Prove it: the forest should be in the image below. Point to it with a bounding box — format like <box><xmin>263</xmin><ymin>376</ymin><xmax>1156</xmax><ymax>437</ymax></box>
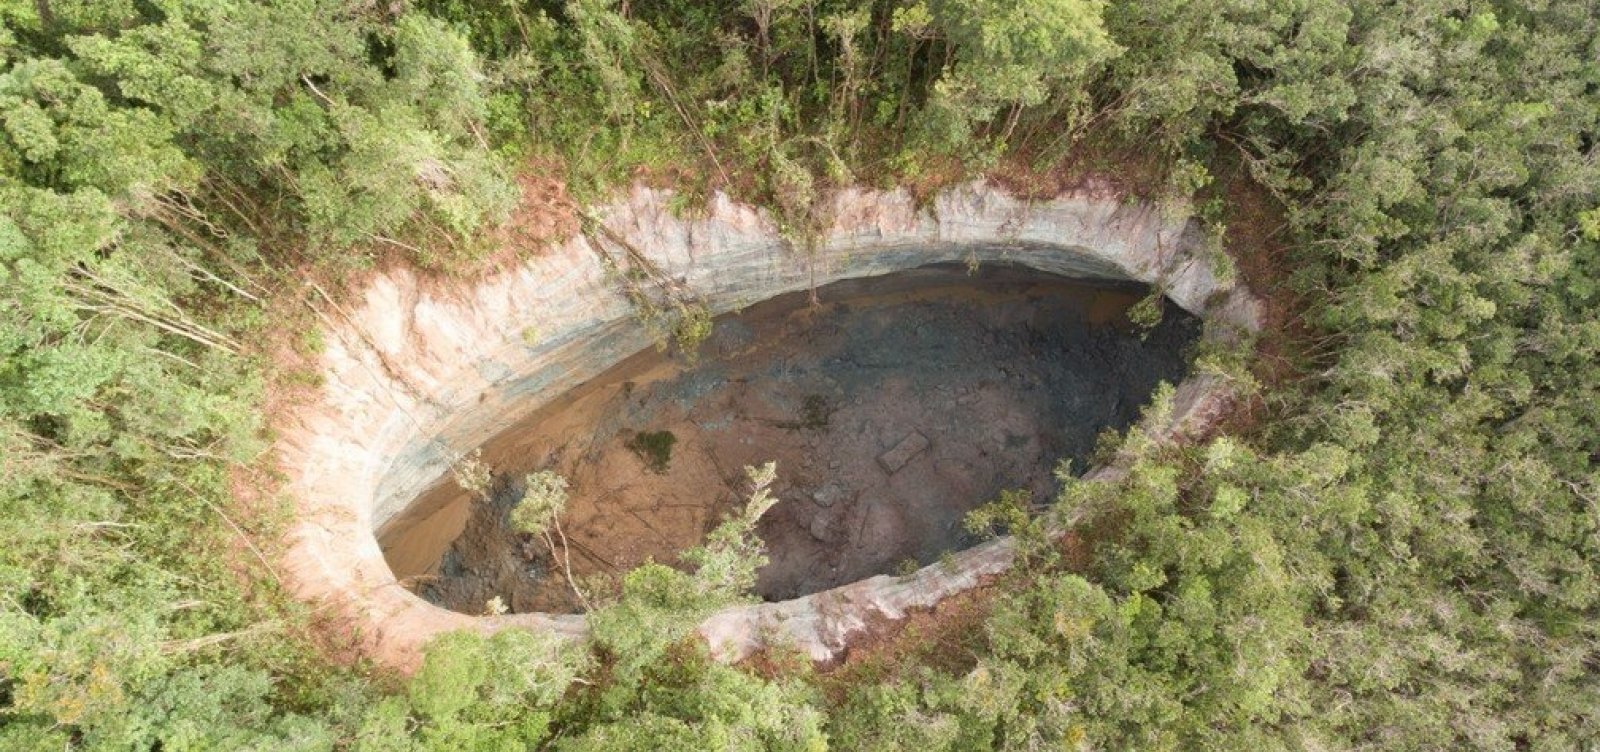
<box><xmin>1</xmin><ymin>0</ymin><xmax>1597</xmax><ymax>749</ymax></box>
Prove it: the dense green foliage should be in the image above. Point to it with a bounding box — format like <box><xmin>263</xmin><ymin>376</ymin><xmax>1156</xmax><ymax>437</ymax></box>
<box><xmin>2</xmin><ymin>0</ymin><xmax>1598</xmax><ymax>749</ymax></box>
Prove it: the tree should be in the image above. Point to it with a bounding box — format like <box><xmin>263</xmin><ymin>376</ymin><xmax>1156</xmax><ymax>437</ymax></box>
<box><xmin>919</xmin><ymin>0</ymin><xmax>1122</xmax><ymax>148</ymax></box>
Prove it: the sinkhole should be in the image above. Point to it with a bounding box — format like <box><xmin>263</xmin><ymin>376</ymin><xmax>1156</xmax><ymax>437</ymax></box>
<box><xmin>276</xmin><ymin>183</ymin><xmax>1261</xmax><ymax>668</ymax></box>
<box><xmin>378</xmin><ymin>263</ymin><xmax>1201</xmax><ymax>615</ymax></box>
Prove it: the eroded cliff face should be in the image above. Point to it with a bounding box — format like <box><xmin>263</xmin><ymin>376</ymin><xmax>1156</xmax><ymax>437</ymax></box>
<box><xmin>275</xmin><ymin>180</ymin><xmax>1261</xmax><ymax>671</ymax></box>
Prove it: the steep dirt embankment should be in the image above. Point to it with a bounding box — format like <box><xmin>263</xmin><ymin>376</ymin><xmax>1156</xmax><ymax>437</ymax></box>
<box><xmin>275</xmin><ymin>180</ymin><xmax>1261</xmax><ymax>671</ymax></box>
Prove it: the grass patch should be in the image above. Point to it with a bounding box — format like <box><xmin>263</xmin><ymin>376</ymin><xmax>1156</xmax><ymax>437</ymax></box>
<box><xmin>626</xmin><ymin>430</ymin><xmax>677</xmax><ymax>474</ymax></box>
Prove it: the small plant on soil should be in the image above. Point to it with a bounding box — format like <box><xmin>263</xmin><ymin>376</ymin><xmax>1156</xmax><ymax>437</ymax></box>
<box><xmin>626</xmin><ymin>430</ymin><xmax>677</xmax><ymax>473</ymax></box>
<box><xmin>512</xmin><ymin>470</ymin><xmax>592</xmax><ymax>611</ymax></box>
<box><xmin>672</xmin><ymin>302</ymin><xmax>714</xmax><ymax>357</ymax></box>
<box><xmin>1127</xmin><ymin>287</ymin><xmax>1166</xmax><ymax>336</ymax></box>
<box><xmin>296</xmin><ymin>326</ymin><xmax>325</xmax><ymax>355</ymax></box>
<box><xmin>282</xmin><ymin>367</ymin><xmax>324</xmax><ymax>388</ymax></box>
<box><xmin>451</xmin><ymin>449</ymin><xmax>493</xmax><ymax>499</ymax></box>
<box><xmin>895</xmin><ymin>558</ymin><xmax>921</xmax><ymax>578</ymax></box>
<box><xmin>799</xmin><ymin>394</ymin><xmax>831</xmax><ymax>429</ymax></box>
<box><xmin>964</xmin><ymin>488</ymin><xmax>1037</xmax><ymax>539</ymax></box>
<box><xmin>510</xmin><ymin>471</ymin><xmax>568</xmax><ymax>538</ymax></box>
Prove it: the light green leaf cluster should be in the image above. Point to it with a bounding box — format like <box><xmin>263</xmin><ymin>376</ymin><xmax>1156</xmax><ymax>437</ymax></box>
<box><xmin>511</xmin><ymin>470</ymin><xmax>569</xmax><ymax>538</ymax></box>
<box><xmin>353</xmin><ymin>630</ymin><xmax>588</xmax><ymax>751</ymax></box>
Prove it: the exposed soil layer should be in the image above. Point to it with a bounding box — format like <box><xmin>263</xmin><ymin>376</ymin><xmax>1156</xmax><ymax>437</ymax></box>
<box><xmin>383</xmin><ymin>263</ymin><xmax>1199</xmax><ymax>614</ymax></box>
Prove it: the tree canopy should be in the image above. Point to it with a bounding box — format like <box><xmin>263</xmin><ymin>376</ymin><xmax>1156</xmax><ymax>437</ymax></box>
<box><xmin>2</xmin><ymin>0</ymin><xmax>1597</xmax><ymax>749</ymax></box>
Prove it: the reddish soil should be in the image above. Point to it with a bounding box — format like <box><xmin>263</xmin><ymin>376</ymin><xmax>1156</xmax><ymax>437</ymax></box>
<box><xmin>494</xmin><ymin>163</ymin><xmax>580</xmax><ymax>256</ymax></box>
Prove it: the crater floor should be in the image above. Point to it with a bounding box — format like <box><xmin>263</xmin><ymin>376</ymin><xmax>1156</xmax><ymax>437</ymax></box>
<box><xmin>383</xmin><ymin>264</ymin><xmax>1200</xmax><ymax>614</ymax></box>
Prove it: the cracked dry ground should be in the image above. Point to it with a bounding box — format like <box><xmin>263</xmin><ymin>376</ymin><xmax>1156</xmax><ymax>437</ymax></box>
<box><xmin>394</xmin><ymin>264</ymin><xmax>1200</xmax><ymax>614</ymax></box>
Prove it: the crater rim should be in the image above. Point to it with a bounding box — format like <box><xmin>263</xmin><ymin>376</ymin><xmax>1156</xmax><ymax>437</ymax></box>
<box><xmin>274</xmin><ymin>180</ymin><xmax>1262</xmax><ymax>671</ymax></box>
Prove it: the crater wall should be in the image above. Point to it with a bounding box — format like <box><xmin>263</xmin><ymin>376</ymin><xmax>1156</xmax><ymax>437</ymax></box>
<box><xmin>275</xmin><ymin>180</ymin><xmax>1261</xmax><ymax>670</ymax></box>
